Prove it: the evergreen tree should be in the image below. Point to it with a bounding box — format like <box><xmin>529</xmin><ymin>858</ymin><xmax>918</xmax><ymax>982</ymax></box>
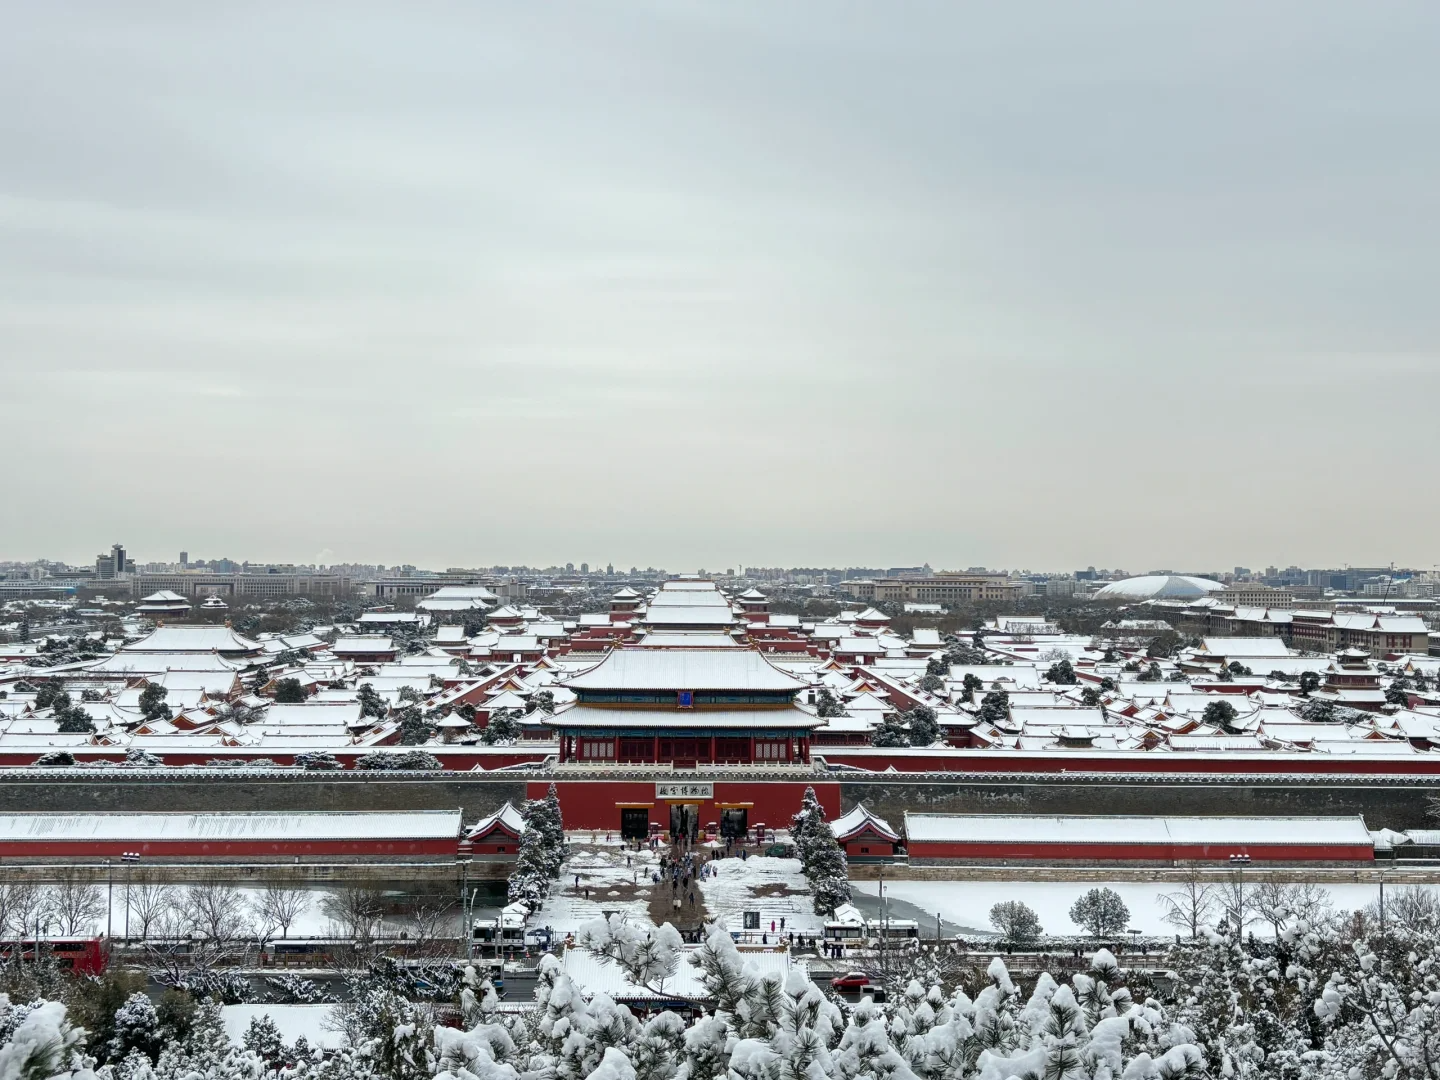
<box><xmin>509</xmin><ymin>795</ymin><xmax>564</xmax><ymax>913</ymax></box>
<box><xmin>396</xmin><ymin>703</ymin><xmax>435</xmax><ymax>745</ymax></box>
<box><xmin>481</xmin><ymin>708</ymin><xmax>521</xmax><ymax>744</ymax></box>
<box><xmin>1045</xmin><ymin>658</ymin><xmax>1077</xmax><ymax>685</ymax></box>
<box><xmin>815</xmin><ymin>688</ymin><xmax>849</xmax><ymax>719</ymax></box>
<box><xmin>790</xmin><ymin>788</ymin><xmax>849</xmax><ymax>917</ymax></box>
<box><xmin>1069</xmin><ymin>888</ymin><xmax>1130</xmax><ymax>938</ymax></box>
<box><xmin>273</xmin><ymin>677</ymin><xmax>306</xmax><ymax>703</ymax></box>
<box><xmin>988</xmin><ymin>901</ymin><xmax>1043</xmax><ymax>944</ymax></box>
<box><xmin>138</xmin><ymin>683</ymin><xmax>171</xmax><ymax>723</ymax></box>
<box><xmin>976</xmin><ymin>690</ymin><xmax>1009</xmax><ymax>725</ymax></box>
<box><xmin>1202</xmin><ymin>699</ymin><xmax>1240</xmax><ymax>734</ymax></box>
<box><xmin>1171</xmin><ymin>923</ymin><xmax>1312</xmax><ymax>1080</ymax></box>
<box><xmin>356</xmin><ymin>682</ymin><xmax>387</xmax><ymax>720</ymax></box>
<box><xmin>241</xmin><ymin>1012</ymin><xmax>286</xmax><ymax>1067</ymax></box>
<box><xmin>905</xmin><ymin>705</ymin><xmax>940</xmax><ymax>746</ymax></box>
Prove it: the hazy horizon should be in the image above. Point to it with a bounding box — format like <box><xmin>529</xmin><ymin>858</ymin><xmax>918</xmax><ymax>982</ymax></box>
<box><xmin>3</xmin><ymin>3</ymin><xmax>1437</xmax><ymax>573</ymax></box>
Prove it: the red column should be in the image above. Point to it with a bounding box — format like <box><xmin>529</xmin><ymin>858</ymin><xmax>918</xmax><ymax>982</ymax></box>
<box><xmin>748</xmin><ymin>736</ymin><xmax>755</xmax><ymax>764</ymax></box>
<box><xmin>652</xmin><ymin>735</ymin><xmax>659</xmax><ymax>763</ymax></box>
<box><xmin>709</xmin><ymin>735</ymin><xmax>716</xmax><ymax>763</ymax></box>
<box><xmin>786</xmin><ymin>735</ymin><xmax>793</xmax><ymax>763</ymax></box>
<box><xmin>613</xmin><ymin>736</ymin><xmax>620</xmax><ymax>762</ymax></box>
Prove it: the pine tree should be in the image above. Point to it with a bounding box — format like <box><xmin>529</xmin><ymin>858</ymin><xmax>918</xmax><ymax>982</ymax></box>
<box><xmin>789</xmin><ymin>792</ymin><xmax>849</xmax><ymax>917</ymax></box>
<box><xmin>273</xmin><ymin>677</ymin><xmax>306</xmax><ymax>703</ymax></box>
<box><xmin>396</xmin><ymin>704</ymin><xmax>435</xmax><ymax>745</ymax></box>
<box><xmin>508</xmin><ymin>795</ymin><xmax>563</xmax><ymax>913</ymax></box>
<box><xmin>976</xmin><ymin>690</ymin><xmax>1009</xmax><ymax>725</ymax></box>
<box><xmin>1202</xmin><ymin>699</ymin><xmax>1240</xmax><ymax>734</ymax></box>
<box><xmin>241</xmin><ymin>1012</ymin><xmax>286</xmax><ymax>1067</ymax></box>
<box><xmin>1045</xmin><ymin>658</ymin><xmax>1077</xmax><ymax>685</ymax></box>
<box><xmin>138</xmin><ymin>683</ymin><xmax>170</xmax><ymax>723</ymax></box>
<box><xmin>357</xmin><ymin>682</ymin><xmax>387</xmax><ymax>720</ymax></box>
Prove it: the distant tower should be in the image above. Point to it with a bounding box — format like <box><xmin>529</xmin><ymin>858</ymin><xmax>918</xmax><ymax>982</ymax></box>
<box><xmin>111</xmin><ymin>543</ymin><xmax>127</xmax><ymax>574</ymax></box>
<box><xmin>180</xmin><ymin>551</ymin><xmax>189</xmax><ymax>568</ymax></box>
<box><xmin>581</xmin><ymin>562</ymin><xmax>589</xmax><ymax>574</ymax></box>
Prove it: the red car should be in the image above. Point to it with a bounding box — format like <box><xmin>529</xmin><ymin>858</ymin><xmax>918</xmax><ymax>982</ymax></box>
<box><xmin>830</xmin><ymin>972</ymin><xmax>873</xmax><ymax>990</ymax></box>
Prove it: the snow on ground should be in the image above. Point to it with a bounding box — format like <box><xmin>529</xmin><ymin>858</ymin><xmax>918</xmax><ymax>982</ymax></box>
<box><xmin>853</xmin><ymin>878</ymin><xmax>1426</xmax><ymax>937</ymax></box>
<box><xmin>531</xmin><ymin>834</ymin><xmax>662</xmax><ymax>934</ymax></box>
<box><xmin>220</xmin><ymin>1004</ymin><xmax>343</xmax><ymax>1050</ymax></box>
<box><xmin>698</xmin><ymin>854</ymin><xmax>823</xmax><ymax>936</ymax></box>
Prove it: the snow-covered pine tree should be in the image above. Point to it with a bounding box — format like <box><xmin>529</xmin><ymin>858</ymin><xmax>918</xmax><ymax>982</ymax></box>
<box><xmin>807</xmin><ymin>828</ymin><xmax>851</xmax><ymax>918</ymax></box>
<box><xmin>1170</xmin><ymin>922</ymin><xmax>1311</xmax><ymax>1080</ymax></box>
<box><xmin>508</xmin><ymin>796</ymin><xmax>563</xmax><ymax>913</ymax></box>
<box><xmin>790</xmin><ymin>786</ymin><xmax>850</xmax><ymax>914</ymax></box>
<box><xmin>790</xmin><ymin>787</ymin><xmax>827</xmax><ymax>866</ymax></box>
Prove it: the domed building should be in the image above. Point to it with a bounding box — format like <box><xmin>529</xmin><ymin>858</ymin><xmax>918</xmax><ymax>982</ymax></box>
<box><xmin>1095</xmin><ymin>575</ymin><xmax>1225</xmax><ymax>601</ymax></box>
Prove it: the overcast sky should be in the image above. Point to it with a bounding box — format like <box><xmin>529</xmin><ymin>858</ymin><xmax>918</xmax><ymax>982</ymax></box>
<box><xmin>3</xmin><ymin>3</ymin><xmax>1437</xmax><ymax>574</ymax></box>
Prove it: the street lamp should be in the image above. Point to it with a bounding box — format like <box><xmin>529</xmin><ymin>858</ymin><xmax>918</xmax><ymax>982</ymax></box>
<box><xmin>1229</xmin><ymin>854</ymin><xmax>1252</xmax><ymax>935</ymax></box>
<box><xmin>120</xmin><ymin>853</ymin><xmax>140</xmax><ymax>945</ymax></box>
<box><xmin>457</xmin><ymin>858</ymin><xmax>472</xmax><ymax>962</ymax></box>
<box><xmin>105</xmin><ymin>860</ymin><xmax>112</xmax><ymax>941</ymax></box>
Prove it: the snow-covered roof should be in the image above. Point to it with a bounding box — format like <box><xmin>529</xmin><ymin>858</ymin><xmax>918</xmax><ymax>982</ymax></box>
<box><xmin>139</xmin><ymin>590</ymin><xmax>188</xmax><ymax>603</ymax></box>
<box><xmin>86</xmin><ymin>652</ymin><xmax>243</xmax><ymax>675</ymax></box>
<box><xmin>0</xmin><ymin>810</ymin><xmax>462</xmax><ymax>843</ymax></box>
<box><xmin>1199</xmin><ymin>638</ymin><xmax>1294</xmax><ymax>657</ymax></box>
<box><xmin>549</xmin><ymin>705</ymin><xmax>819</xmax><ymax>730</ymax></box>
<box><xmin>644</xmin><ymin>606</ymin><xmax>736</xmax><ymax>626</ymax></box>
<box><xmin>831</xmin><ymin>804</ymin><xmax>899</xmax><ymax>842</ymax></box>
<box><xmin>466</xmin><ymin>801</ymin><xmax>526</xmax><ymax>839</ymax></box>
<box><xmin>332</xmin><ymin>636</ymin><xmax>395</xmax><ymax>654</ymax></box>
<box><xmin>635</xmin><ymin>632</ymin><xmax>740</xmax><ymax>649</ymax></box>
<box><xmin>565</xmin><ymin>649</ymin><xmax>806</xmax><ymax>692</ymax></box>
<box><xmin>122</xmin><ymin>626</ymin><xmax>260</xmax><ymax>653</ymax></box>
<box><xmin>902</xmin><ymin>813</ymin><xmax>1372</xmax><ymax>848</ymax></box>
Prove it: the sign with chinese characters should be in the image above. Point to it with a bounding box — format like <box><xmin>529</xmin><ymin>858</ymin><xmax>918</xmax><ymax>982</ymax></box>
<box><xmin>657</xmin><ymin>782</ymin><xmax>713</xmax><ymax>800</ymax></box>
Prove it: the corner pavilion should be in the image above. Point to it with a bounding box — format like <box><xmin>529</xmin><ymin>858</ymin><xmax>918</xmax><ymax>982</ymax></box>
<box><xmin>547</xmin><ymin>647</ymin><xmax>820</xmax><ymax>767</ymax></box>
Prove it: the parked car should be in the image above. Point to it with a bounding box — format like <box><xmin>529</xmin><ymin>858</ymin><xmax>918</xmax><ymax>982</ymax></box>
<box><xmin>830</xmin><ymin>972</ymin><xmax>873</xmax><ymax>990</ymax></box>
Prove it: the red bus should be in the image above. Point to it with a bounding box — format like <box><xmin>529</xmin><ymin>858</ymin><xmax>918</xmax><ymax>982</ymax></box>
<box><xmin>0</xmin><ymin>937</ymin><xmax>108</xmax><ymax>976</ymax></box>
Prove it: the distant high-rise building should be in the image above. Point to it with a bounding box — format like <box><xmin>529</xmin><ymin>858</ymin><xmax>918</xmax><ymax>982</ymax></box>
<box><xmin>581</xmin><ymin>562</ymin><xmax>589</xmax><ymax>574</ymax></box>
<box><xmin>180</xmin><ymin>551</ymin><xmax>189</xmax><ymax>568</ymax></box>
<box><xmin>96</xmin><ymin>542</ymin><xmax>129</xmax><ymax>579</ymax></box>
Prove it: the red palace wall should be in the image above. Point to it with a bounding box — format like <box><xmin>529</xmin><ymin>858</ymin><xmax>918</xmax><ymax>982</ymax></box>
<box><xmin>530</xmin><ymin>779</ymin><xmax>841</xmax><ymax>834</ymax></box>
<box><xmin>906</xmin><ymin>840</ymin><xmax>1375</xmax><ymax>864</ymax></box>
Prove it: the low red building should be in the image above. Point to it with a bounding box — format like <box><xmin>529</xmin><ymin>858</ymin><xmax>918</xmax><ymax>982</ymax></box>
<box><xmin>0</xmin><ymin>810</ymin><xmax>462</xmax><ymax>862</ymax></box>
<box><xmin>902</xmin><ymin>813</ymin><xmax>1376</xmax><ymax>865</ymax></box>
<box><xmin>461</xmin><ymin>801</ymin><xmax>525</xmax><ymax>861</ymax></box>
<box><xmin>830</xmin><ymin>803</ymin><xmax>901</xmax><ymax>861</ymax></box>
